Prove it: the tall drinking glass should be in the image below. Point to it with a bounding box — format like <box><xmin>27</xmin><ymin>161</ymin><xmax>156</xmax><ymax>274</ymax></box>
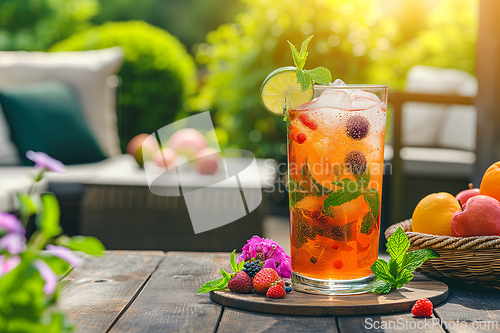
<box><xmin>286</xmin><ymin>84</ymin><xmax>388</xmax><ymax>295</ymax></box>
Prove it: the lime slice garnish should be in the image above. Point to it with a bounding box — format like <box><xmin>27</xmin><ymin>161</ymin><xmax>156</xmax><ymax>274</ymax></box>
<box><xmin>260</xmin><ymin>66</ymin><xmax>314</xmax><ymax>116</ymax></box>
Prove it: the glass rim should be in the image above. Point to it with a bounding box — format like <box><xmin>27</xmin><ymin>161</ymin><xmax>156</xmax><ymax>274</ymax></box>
<box><xmin>288</xmin><ymin>84</ymin><xmax>388</xmax><ymax>90</ymax></box>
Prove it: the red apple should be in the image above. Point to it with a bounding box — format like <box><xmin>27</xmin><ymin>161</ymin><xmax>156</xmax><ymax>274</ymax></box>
<box><xmin>195</xmin><ymin>147</ymin><xmax>220</xmax><ymax>175</ymax></box>
<box><xmin>456</xmin><ymin>183</ymin><xmax>480</xmax><ymax>205</ymax></box>
<box><xmin>153</xmin><ymin>148</ymin><xmax>177</xmax><ymax>169</ymax></box>
<box><xmin>451</xmin><ymin>195</ymin><xmax>500</xmax><ymax>237</ymax></box>
<box><xmin>167</xmin><ymin>128</ymin><xmax>208</xmax><ymax>160</ymax></box>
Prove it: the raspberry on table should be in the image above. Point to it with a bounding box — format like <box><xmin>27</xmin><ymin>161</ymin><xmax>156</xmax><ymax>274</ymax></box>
<box><xmin>412</xmin><ymin>298</ymin><xmax>433</xmax><ymax>317</ymax></box>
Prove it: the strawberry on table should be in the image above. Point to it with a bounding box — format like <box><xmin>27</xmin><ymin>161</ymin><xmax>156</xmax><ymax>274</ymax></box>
<box><xmin>253</xmin><ymin>268</ymin><xmax>280</xmax><ymax>294</ymax></box>
<box><xmin>266</xmin><ymin>284</ymin><xmax>286</xmax><ymax>299</ymax></box>
<box><xmin>228</xmin><ymin>271</ymin><xmax>253</xmax><ymax>294</ymax></box>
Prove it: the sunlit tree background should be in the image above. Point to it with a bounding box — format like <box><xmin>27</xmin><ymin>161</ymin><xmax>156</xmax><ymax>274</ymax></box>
<box><xmin>0</xmin><ymin>0</ymin><xmax>478</xmax><ymax>159</ymax></box>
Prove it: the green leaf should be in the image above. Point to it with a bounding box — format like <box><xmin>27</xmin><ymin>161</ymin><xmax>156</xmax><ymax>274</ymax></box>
<box><xmin>230</xmin><ymin>250</ymin><xmax>237</xmax><ymax>273</ymax></box>
<box><xmin>236</xmin><ymin>260</ymin><xmax>245</xmax><ymax>272</ymax></box>
<box><xmin>298</xmin><ymin>35</ymin><xmax>313</xmax><ymax>65</ymax></box>
<box><xmin>370</xmin><ymin>259</ymin><xmax>394</xmax><ymax>284</ymax></box>
<box><xmin>363</xmin><ymin>188</ymin><xmax>380</xmax><ymax>219</ymax></box>
<box><xmin>333</xmin><ymin>178</ymin><xmax>358</xmax><ymax>191</ymax></box>
<box><xmin>360</xmin><ymin>211</ymin><xmax>376</xmax><ymax>234</ymax></box>
<box><xmin>388</xmin><ymin>258</ymin><xmax>399</xmax><ymax>279</ymax></box>
<box><xmin>17</xmin><ymin>193</ymin><xmax>39</xmax><ymax>217</ymax></box>
<box><xmin>386</xmin><ymin>227</ymin><xmax>410</xmax><ymax>263</ymax></box>
<box><xmin>220</xmin><ymin>268</ymin><xmax>231</xmax><ymax>280</ymax></box>
<box><xmin>36</xmin><ymin>193</ymin><xmax>62</xmax><ymax>239</ymax></box>
<box><xmin>395</xmin><ymin>269</ymin><xmax>413</xmax><ymax>288</ymax></box>
<box><xmin>296</xmin><ymin>69</ymin><xmax>312</xmax><ymax>92</ymax></box>
<box><xmin>304</xmin><ymin>67</ymin><xmax>332</xmax><ymax>85</ymax></box>
<box><xmin>364</xmin><ymin>277</ymin><xmax>392</xmax><ymax>294</ymax></box>
<box><xmin>68</xmin><ymin>236</ymin><xmax>105</xmax><ymax>256</ymax></box>
<box><xmin>400</xmin><ymin>249</ymin><xmax>440</xmax><ymax>273</ymax></box>
<box><xmin>355</xmin><ymin>166</ymin><xmax>370</xmax><ymax>187</ymax></box>
<box><xmin>322</xmin><ymin>190</ymin><xmax>362</xmax><ymax>215</ymax></box>
<box><xmin>287</xmin><ymin>40</ymin><xmax>301</xmax><ymax>69</ymax></box>
<box><xmin>197</xmin><ymin>277</ymin><xmax>224</xmax><ymax>294</ymax></box>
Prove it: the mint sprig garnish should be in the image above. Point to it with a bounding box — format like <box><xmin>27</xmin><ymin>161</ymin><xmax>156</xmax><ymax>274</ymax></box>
<box><xmin>364</xmin><ymin>227</ymin><xmax>440</xmax><ymax>294</ymax></box>
<box><xmin>321</xmin><ymin>167</ymin><xmax>380</xmax><ymax>234</ymax></box>
<box><xmin>197</xmin><ymin>250</ymin><xmax>244</xmax><ymax>294</ymax></box>
<box><xmin>288</xmin><ymin>35</ymin><xmax>332</xmax><ymax>91</ymax></box>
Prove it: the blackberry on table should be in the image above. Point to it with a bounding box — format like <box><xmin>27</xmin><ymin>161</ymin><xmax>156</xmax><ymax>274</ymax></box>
<box><xmin>242</xmin><ymin>260</ymin><xmax>262</xmax><ymax>279</ymax></box>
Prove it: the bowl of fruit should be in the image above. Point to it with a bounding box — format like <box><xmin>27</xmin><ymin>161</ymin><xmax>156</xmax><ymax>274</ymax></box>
<box><xmin>385</xmin><ymin>161</ymin><xmax>500</xmax><ymax>287</ymax></box>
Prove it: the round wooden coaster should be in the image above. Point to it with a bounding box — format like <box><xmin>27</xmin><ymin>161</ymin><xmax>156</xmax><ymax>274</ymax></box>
<box><xmin>210</xmin><ymin>274</ymin><xmax>448</xmax><ymax>316</ymax></box>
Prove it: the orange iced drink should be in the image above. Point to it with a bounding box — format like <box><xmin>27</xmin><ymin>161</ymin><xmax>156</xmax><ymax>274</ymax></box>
<box><xmin>287</xmin><ymin>86</ymin><xmax>387</xmax><ymax>281</ymax></box>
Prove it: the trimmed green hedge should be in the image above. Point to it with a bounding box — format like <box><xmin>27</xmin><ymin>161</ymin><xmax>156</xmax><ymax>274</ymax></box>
<box><xmin>51</xmin><ymin>21</ymin><xmax>197</xmax><ymax>151</ymax></box>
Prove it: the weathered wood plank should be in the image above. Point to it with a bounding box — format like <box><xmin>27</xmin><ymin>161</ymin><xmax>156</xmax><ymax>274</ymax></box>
<box><xmin>218</xmin><ymin>308</ymin><xmax>338</xmax><ymax>333</ymax></box>
<box><xmin>56</xmin><ymin>251</ymin><xmax>164</xmax><ymax>333</ymax></box>
<box><xmin>433</xmin><ymin>282</ymin><xmax>500</xmax><ymax>332</ymax></box>
<box><xmin>338</xmin><ymin>312</ymin><xmax>445</xmax><ymax>333</ymax></box>
<box><xmin>108</xmin><ymin>252</ymin><xmax>228</xmax><ymax>333</ymax></box>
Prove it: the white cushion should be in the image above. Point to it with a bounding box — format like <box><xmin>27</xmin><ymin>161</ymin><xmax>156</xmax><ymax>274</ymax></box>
<box><xmin>403</xmin><ymin>65</ymin><xmax>477</xmax><ymax>151</ymax></box>
<box><xmin>0</xmin><ymin>103</ymin><xmax>19</xmax><ymax>165</ymax></box>
<box><xmin>0</xmin><ymin>47</ymin><xmax>124</xmax><ymax>161</ymax></box>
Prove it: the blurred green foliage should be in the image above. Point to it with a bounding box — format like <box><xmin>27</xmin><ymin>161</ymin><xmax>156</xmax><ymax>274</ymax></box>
<box><xmin>0</xmin><ymin>0</ymin><xmax>99</xmax><ymax>51</ymax></box>
<box><xmin>189</xmin><ymin>0</ymin><xmax>477</xmax><ymax>160</ymax></box>
<box><xmin>50</xmin><ymin>21</ymin><xmax>197</xmax><ymax>151</ymax></box>
<box><xmin>92</xmin><ymin>0</ymin><xmax>245</xmax><ymax>51</ymax></box>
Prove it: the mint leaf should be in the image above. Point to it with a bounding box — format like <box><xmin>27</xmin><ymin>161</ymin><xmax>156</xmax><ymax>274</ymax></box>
<box><xmin>370</xmin><ymin>259</ymin><xmax>394</xmax><ymax>284</ymax></box>
<box><xmin>220</xmin><ymin>268</ymin><xmax>231</xmax><ymax>280</ymax></box>
<box><xmin>236</xmin><ymin>260</ymin><xmax>245</xmax><ymax>272</ymax></box>
<box><xmin>287</xmin><ymin>41</ymin><xmax>301</xmax><ymax>69</ymax></box>
<box><xmin>296</xmin><ymin>69</ymin><xmax>312</xmax><ymax>91</ymax></box>
<box><xmin>333</xmin><ymin>178</ymin><xmax>359</xmax><ymax>191</ymax></box>
<box><xmin>365</xmin><ymin>277</ymin><xmax>392</xmax><ymax>294</ymax></box>
<box><xmin>304</xmin><ymin>67</ymin><xmax>332</xmax><ymax>85</ymax></box>
<box><xmin>360</xmin><ymin>211</ymin><xmax>376</xmax><ymax>234</ymax></box>
<box><xmin>322</xmin><ymin>190</ymin><xmax>362</xmax><ymax>216</ymax></box>
<box><xmin>386</xmin><ymin>227</ymin><xmax>410</xmax><ymax>263</ymax></box>
<box><xmin>230</xmin><ymin>250</ymin><xmax>237</xmax><ymax>273</ymax></box>
<box><xmin>298</xmin><ymin>35</ymin><xmax>314</xmax><ymax>68</ymax></box>
<box><xmin>355</xmin><ymin>166</ymin><xmax>370</xmax><ymax>187</ymax></box>
<box><xmin>400</xmin><ymin>249</ymin><xmax>439</xmax><ymax>273</ymax></box>
<box><xmin>395</xmin><ymin>269</ymin><xmax>413</xmax><ymax>288</ymax></box>
<box><xmin>363</xmin><ymin>188</ymin><xmax>380</xmax><ymax>219</ymax></box>
<box><xmin>197</xmin><ymin>277</ymin><xmax>225</xmax><ymax>294</ymax></box>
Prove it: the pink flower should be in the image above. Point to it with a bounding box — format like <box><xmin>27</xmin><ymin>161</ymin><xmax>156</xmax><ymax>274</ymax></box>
<box><xmin>34</xmin><ymin>260</ymin><xmax>57</xmax><ymax>294</ymax></box>
<box><xmin>0</xmin><ymin>255</ymin><xmax>21</xmax><ymax>275</ymax></box>
<box><xmin>0</xmin><ymin>213</ymin><xmax>25</xmax><ymax>235</ymax></box>
<box><xmin>237</xmin><ymin>235</ymin><xmax>291</xmax><ymax>279</ymax></box>
<box><xmin>26</xmin><ymin>151</ymin><xmax>65</xmax><ymax>173</ymax></box>
<box><xmin>46</xmin><ymin>245</ymin><xmax>82</xmax><ymax>267</ymax></box>
<box><xmin>0</xmin><ymin>233</ymin><xmax>26</xmax><ymax>254</ymax></box>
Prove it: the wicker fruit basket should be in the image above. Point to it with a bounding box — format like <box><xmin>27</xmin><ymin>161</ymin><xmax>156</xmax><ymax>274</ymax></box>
<box><xmin>385</xmin><ymin>219</ymin><xmax>500</xmax><ymax>287</ymax></box>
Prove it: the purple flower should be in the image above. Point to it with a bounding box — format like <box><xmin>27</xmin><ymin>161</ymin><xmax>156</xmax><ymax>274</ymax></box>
<box><xmin>0</xmin><ymin>233</ymin><xmax>26</xmax><ymax>254</ymax></box>
<box><xmin>0</xmin><ymin>213</ymin><xmax>25</xmax><ymax>235</ymax></box>
<box><xmin>26</xmin><ymin>151</ymin><xmax>65</xmax><ymax>173</ymax></box>
<box><xmin>237</xmin><ymin>235</ymin><xmax>291</xmax><ymax>279</ymax></box>
<box><xmin>0</xmin><ymin>255</ymin><xmax>20</xmax><ymax>275</ymax></box>
<box><xmin>34</xmin><ymin>259</ymin><xmax>57</xmax><ymax>294</ymax></box>
<box><xmin>46</xmin><ymin>245</ymin><xmax>82</xmax><ymax>267</ymax></box>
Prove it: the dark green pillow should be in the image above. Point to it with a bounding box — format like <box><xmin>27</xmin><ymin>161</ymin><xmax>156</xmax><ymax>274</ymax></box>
<box><xmin>0</xmin><ymin>81</ymin><xmax>106</xmax><ymax>165</ymax></box>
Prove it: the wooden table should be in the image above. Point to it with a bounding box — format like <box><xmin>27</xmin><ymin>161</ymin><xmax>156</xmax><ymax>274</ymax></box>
<box><xmin>57</xmin><ymin>251</ymin><xmax>500</xmax><ymax>332</ymax></box>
